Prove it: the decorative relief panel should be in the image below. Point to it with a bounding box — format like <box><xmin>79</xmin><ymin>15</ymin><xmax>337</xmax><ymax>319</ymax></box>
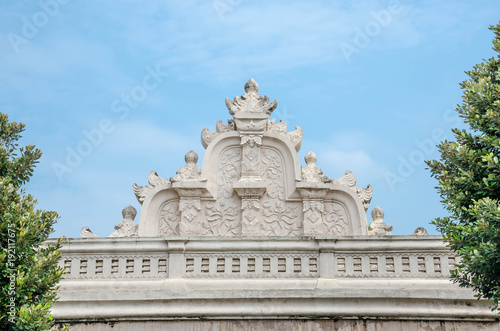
<box><xmin>204</xmin><ymin>147</ymin><xmax>242</xmax><ymax>235</ymax></box>
<box><xmin>60</xmin><ymin>255</ymin><xmax>168</xmax><ymax>280</ymax></box>
<box><xmin>333</xmin><ymin>252</ymin><xmax>459</xmax><ymax>278</ymax></box>
<box><xmin>183</xmin><ymin>253</ymin><xmax>319</xmax><ymax>278</ymax></box>
<box><xmin>158</xmin><ymin>200</ymin><xmax>180</xmax><ymax>236</ymax></box>
<box><xmin>127</xmin><ymin>79</ymin><xmax>373</xmax><ymax>238</ymax></box>
<box><xmin>261</xmin><ymin>148</ymin><xmax>301</xmax><ymax>236</ymax></box>
<box><xmin>323</xmin><ymin>202</ymin><xmax>349</xmax><ymax>235</ymax></box>
<box><xmin>179</xmin><ymin>199</ymin><xmax>202</xmax><ymax>235</ymax></box>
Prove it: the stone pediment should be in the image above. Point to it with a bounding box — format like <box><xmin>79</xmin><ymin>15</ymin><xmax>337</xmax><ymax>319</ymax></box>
<box><xmin>63</xmin><ymin>79</ymin><xmax>498</xmax><ymax>330</ymax></box>
<box><xmin>132</xmin><ymin>79</ymin><xmax>373</xmax><ymax>237</ymax></box>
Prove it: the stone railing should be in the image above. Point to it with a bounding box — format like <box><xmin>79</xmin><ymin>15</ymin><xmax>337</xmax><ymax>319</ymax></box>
<box><xmin>58</xmin><ymin>236</ymin><xmax>456</xmax><ymax>281</ymax></box>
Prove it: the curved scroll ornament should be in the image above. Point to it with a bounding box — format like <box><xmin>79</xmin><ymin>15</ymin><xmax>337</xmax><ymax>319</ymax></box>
<box><xmin>324</xmin><ymin>202</ymin><xmax>349</xmax><ymax>235</ymax></box>
<box><xmin>204</xmin><ymin>147</ymin><xmax>242</xmax><ymax>235</ymax></box>
<box><xmin>133</xmin><ymin>170</ymin><xmax>171</xmax><ymax>204</ymax></box>
<box><xmin>158</xmin><ymin>200</ymin><xmax>180</xmax><ymax>236</ymax></box>
<box><xmin>261</xmin><ymin>148</ymin><xmax>300</xmax><ymax>235</ymax></box>
<box><xmin>268</xmin><ymin>119</ymin><xmax>303</xmax><ymax>152</ymax></box>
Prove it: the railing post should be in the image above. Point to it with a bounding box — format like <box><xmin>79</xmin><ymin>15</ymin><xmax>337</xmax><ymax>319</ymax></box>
<box><xmin>167</xmin><ymin>238</ymin><xmax>187</xmax><ymax>279</ymax></box>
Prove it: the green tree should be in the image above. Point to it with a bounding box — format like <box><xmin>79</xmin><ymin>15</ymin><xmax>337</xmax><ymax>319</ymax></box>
<box><xmin>0</xmin><ymin>113</ymin><xmax>65</xmax><ymax>330</ymax></box>
<box><xmin>427</xmin><ymin>22</ymin><xmax>500</xmax><ymax>311</ymax></box>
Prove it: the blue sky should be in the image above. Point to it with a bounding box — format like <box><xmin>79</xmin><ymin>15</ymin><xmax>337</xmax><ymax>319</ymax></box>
<box><xmin>1</xmin><ymin>0</ymin><xmax>499</xmax><ymax>238</ymax></box>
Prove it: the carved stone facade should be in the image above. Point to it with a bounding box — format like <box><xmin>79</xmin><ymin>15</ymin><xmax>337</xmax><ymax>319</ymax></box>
<box><xmin>129</xmin><ymin>79</ymin><xmax>371</xmax><ymax>237</ymax></box>
<box><xmin>66</xmin><ymin>79</ymin><xmax>499</xmax><ymax>330</ymax></box>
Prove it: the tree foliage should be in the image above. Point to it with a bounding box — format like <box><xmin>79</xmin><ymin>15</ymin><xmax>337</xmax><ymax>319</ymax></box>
<box><xmin>0</xmin><ymin>113</ymin><xmax>65</xmax><ymax>330</ymax></box>
<box><xmin>426</xmin><ymin>22</ymin><xmax>500</xmax><ymax>310</ymax></box>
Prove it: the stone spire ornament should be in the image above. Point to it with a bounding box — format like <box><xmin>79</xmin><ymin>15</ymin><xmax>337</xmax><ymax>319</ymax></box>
<box><xmin>368</xmin><ymin>206</ymin><xmax>393</xmax><ymax>236</ymax></box>
<box><xmin>131</xmin><ymin>79</ymin><xmax>375</xmax><ymax>237</ymax></box>
<box><xmin>110</xmin><ymin>205</ymin><xmax>138</xmax><ymax>237</ymax></box>
<box><xmin>225</xmin><ymin>78</ymin><xmax>278</xmax><ymax>115</ymax></box>
<box><xmin>301</xmin><ymin>151</ymin><xmax>330</xmax><ymax>183</ymax></box>
<box><xmin>171</xmin><ymin>150</ymin><xmax>205</xmax><ymax>182</ymax></box>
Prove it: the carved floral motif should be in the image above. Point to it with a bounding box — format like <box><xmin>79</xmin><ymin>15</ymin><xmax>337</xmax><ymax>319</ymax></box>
<box><xmin>261</xmin><ymin>148</ymin><xmax>300</xmax><ymax>235</ymax></box>
<box><xmin>324</xmin><ymin>202</ymin><xmax>349</xmax><ymax>235</ymax></box>
<box><xmin>204</xmin><ymin>147</ymin><xmax>242</xmax><ymax>235</ymax></box>
<box><xmin>262</xmin><ymin>200</ymin><xmax>300</xmax><ymax>236</ymax></box>
<box><xmin>205</xmin><ymin>200</ymin><xmax>239</xmax><ymax>235</ymax></box>
<box><xmin>159</xmin><ymin>200</ymin><xmax>180</xmax><ymax>236</ymax></box>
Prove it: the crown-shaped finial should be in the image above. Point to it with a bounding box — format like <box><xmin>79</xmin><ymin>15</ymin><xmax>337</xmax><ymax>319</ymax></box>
<box><xmin>244</xmin><ymin>78</ymin><xmax>259</xmax><ymax>93</ymax></box>
<box><xmin>225</xmin><ymin>78</ymin><xmax>278</xmax><ymax>116</ymax></box>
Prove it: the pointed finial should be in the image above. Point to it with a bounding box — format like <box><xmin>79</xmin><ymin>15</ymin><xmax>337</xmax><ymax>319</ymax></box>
<box><xmin>244</xmin><ymin>78</ymin><xmax>259</xmax><ymax>93</ymax></box>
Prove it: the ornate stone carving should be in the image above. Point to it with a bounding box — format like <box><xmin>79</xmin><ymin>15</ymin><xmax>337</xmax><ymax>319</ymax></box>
<box><xmin>368</xmin><ymin>206</ymin><xmax>393</xmax><ymax>236</ymax></box>
<box><xmin>261</xmin><ymin>148</ymin><xmax>300</xmax><ymax>235</ymax></box>
<box><xmin>241</xmin><ymin>135</ymin><xmax>262</xmax><ymax>148</ymax></box>
<box><xmin>268</xmin><ymin>119</ymin><xmax>303</xmax><ymax>152</ymax></box>
<box><xmin>267</xmin><ymin>119</ymin><xmax>287</xmax><ymax>135</ymax></box>
<box><xmin>201</xmin><ymin>120</ymin><xmax>236</xmax><ymax>149</ymax></box>
<box><xmin>133</xmin><ymin>170</ymin><xmax>171</xmax><ymax>204</ymax></box>
<box><xmin>332</xmin><ymin>171</ymin><xmax>357</xmax><ymax>189</ymax></box>
<box><xmin>324</xmin><ymin>202</ymin><xmax>349</xmax><ymax>235</ymax></box>
<box><xmin>172</xmin><ymin>150</ymin><xmax>205</xmax><ymax>182</ymax></box>
<box><xmin>356</xmin><ymin>185</ymin><xmax>373</xmax><ymax>212</ymax></box>
<box><xmin>332</xmin><ymin>170</ymin><xmax>373</xmax><ymax>212</ymax></box>
<box><xmin>178</xmin><ymin>198</ymin><xmax>202</xmax><ymax>235</ymax></box>
<box><xmin>158</xmin><ymin>200</ymin><xmax>180</xmax><ymax>236</ymax></box>
<box><xmin>412</xmin><ymin>227</ymin><xmax>428</xmax><ymax>235</ymax></box>
<box><xmin>302</xmin><ymin>200</ymin><xmax>324</xmax><ymax>235</ymax></box>
<box><xmin>205</xmin><ymin>200</ymin><xmax>240</xmax><ymax>235</ymax></box>
<box><xmin>204</xmin><ymin>147</ymin><xmax>242</xmax><ymax>236</ymax></box>
<box><xmin>234</xmin><ymin>182</ymin><xmax>266</xmax><ymax>236</ymax></box>
<box><xmin>127</xmin><ymin>79</ymin><xmax>375</xmax><ymax>238</ymax></box>
<box><xmin>110</xmin><ymin>205</ymin><xmax>138</xmax><ymax>237</ymax></box>
<box><xmin>240</xmin><ymin>135</ymin><xmax>263</xmax><ymax>180</ymax></box>
<box><xmin>301</xmin><ymin>152</ymin><xmax>330</xmax><ymax>183</ymax></box>
<box><xmin>80</xmin><ymin>226</ymin><xmax>98</xmax><ymax>238</ymax></box>
<box><xmin>262</xmin><ymin>200</ymin><xmax>300</xmax><ymax>236</ymax></box>
<box><xmin>240</xmin><ymin>199</ymin><xmax>260</xmax><ymax>235</ymax></box>
<box><xmin>225</xmin><ymin>78</ymin><xmax>278</xmax><ymax>116</ymax></box>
